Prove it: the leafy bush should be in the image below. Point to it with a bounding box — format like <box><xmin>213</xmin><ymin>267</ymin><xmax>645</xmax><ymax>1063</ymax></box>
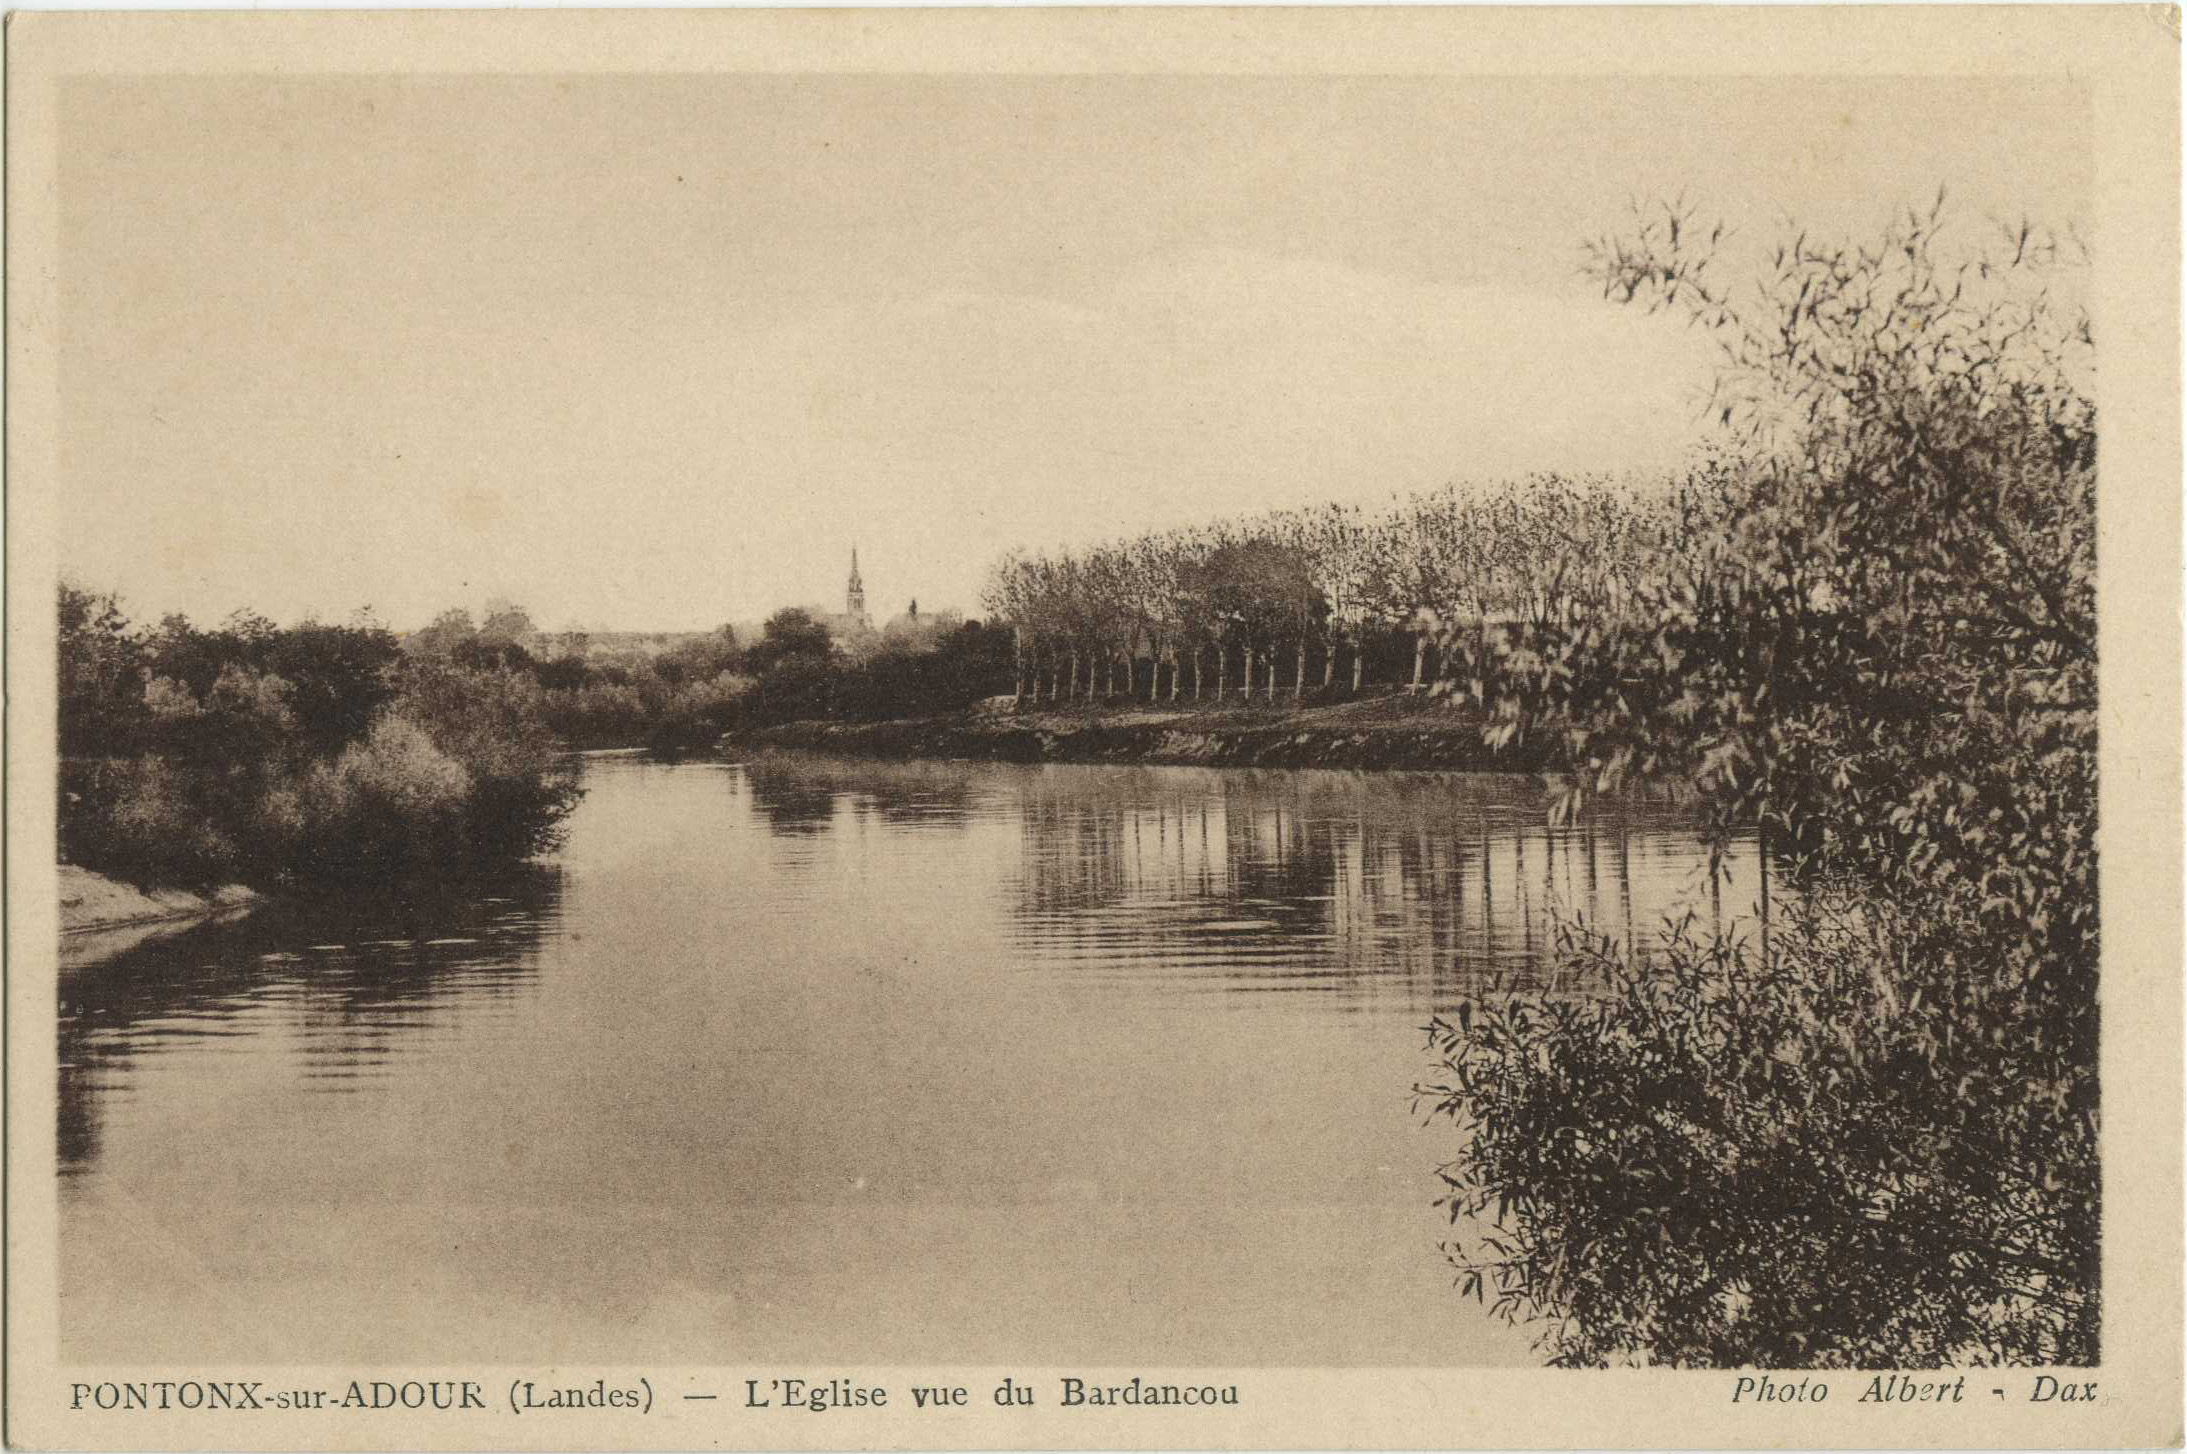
<box><xmin>533</xmin><ymin>659</ymin><xmax>759</xmax><ymax>750</ymax></box>
<box><xmin>1422</xmin><ymin>892</ymin><xmax>2095</xmax><ymax>1366</ymax></box>
<box><xmin>59</xmin><ymin>594</ymin><xmax>580</xmax><ymax>889</ymax></box>
<box><xmin>538</xmin><ymin>679</ymin><xmax>653</xmax><ymax>746</ymax></box>
<box><xmin>64</xmin><ymin>755</ymin><xmax>242</xmax><ymax>885</ymax></box>
<box><xmin>277</xmin><ymin>715</ymin><xmax>475</xmax><ymax>880</ymax></box>
<box><xmin>824</xmin><ymin>620</ymin><xmax>1015</xmax><ymax>723</ymax></box>
<box><xmin>1421</xmin><ymin>201</ymin><xmax>2098</xmax><ymax>1366</ymax></box>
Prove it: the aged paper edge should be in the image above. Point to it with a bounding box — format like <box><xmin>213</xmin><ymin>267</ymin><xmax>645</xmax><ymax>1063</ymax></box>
<box><xmin>4</xmin><ymin>7</ymin><xmax>2180</xmax><ymax>1450</ymax></box>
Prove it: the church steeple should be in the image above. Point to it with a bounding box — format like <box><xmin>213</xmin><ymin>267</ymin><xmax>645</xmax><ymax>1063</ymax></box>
<box><xmin>845</xmin><ymin>545</ymin><xmax>868</xmax><ymax>626</ymax></box>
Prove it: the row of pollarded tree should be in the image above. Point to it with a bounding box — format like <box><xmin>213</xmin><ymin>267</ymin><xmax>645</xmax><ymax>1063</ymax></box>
<box><xmin>979</xmin><ymin>471</ymin><xmax>1705</xmax><ymax>706</ymax></box>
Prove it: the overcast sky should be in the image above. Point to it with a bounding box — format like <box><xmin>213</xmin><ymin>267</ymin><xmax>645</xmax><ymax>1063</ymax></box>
<box><xmin>59</xmin><ymin>73</ymin><xmax>2089</xmax><ymax>631</ymax></box>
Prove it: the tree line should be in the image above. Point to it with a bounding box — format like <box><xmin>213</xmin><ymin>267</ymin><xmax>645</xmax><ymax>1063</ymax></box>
<box><xmin>398</xmin><ymin>603</ymin><xmax>1016</xmax><ymax>748</ymax></box>
<box><xmin>59</xmin><ymin>591</ymin><xmax>579</xmax><ymax>888</ymax></box>
<box><xmin>979</xmin><ymin>471</ymin><xmax>1681</xmax><ymax>706</ymax></box>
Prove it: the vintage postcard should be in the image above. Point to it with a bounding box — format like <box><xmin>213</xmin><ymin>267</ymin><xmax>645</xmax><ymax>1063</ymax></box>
<box><xmin>6</xmin><ymin>6</ymin><xmax>2181</xmax><ymax>1450</ymax></box>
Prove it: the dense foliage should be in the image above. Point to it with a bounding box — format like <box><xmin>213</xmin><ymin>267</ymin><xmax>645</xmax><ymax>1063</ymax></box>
<box><xmin>732</xmin><ymin>610</ymin><xmax>1017</xmax><ymax>726</ymax></box>
<box><xmin>1419</xmin><ymin>200</ymin><xmax>2098</xmax><ymax>1365</ymax></box>
<box><xmin>263</xmin><ymin>598</ymin><xmax>1024</xmax><ymax>754</ymax></box>
<box><xmin>60</xmin><ymin>592</ymin><xmax>580</xmax><ymax>888</ymax></box>
<box><xmin>526</xmin><ymin>628</ymin><xmax>756</xmax><ymax>750</ymax></box>
<box><xmin>981</xmin><ymin>474</ymin><xmax>1674</xmax><ymax>704</ymax></box>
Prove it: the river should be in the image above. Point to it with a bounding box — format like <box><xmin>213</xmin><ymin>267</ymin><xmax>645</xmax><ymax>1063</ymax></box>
<box><xmin>59</xmin><ymin>749</ymin><xmax>1762</xmax><ymax>1366</ymax></box>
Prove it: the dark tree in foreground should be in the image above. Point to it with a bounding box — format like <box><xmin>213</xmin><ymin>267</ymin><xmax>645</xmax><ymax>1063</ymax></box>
<box><xmin>1420</xmin><ymin>197</ymin><xmax>2098</xmax><ymax>1366</ymax></box>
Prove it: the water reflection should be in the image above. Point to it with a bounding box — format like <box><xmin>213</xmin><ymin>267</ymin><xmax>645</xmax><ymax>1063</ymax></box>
<box><xmin>734</xmin><ymin>751</ymin><xmax>1760</xmax><ymax>1014</ymax></box>
<box><xmin>59</xmin><ymin>867</ymin><xmax>563</xmax><ymax>1177</ymax></box>
<box><xmin>738</xmin><ymin>752</ymin><xmax>984</xmax><ymax>830</ymax></box>
<box><xmin>59</xmin><ymin>750</ymin><xmax>1757</xmax><ymax>1367</ymax></box>
<box><xmin>61</xmin><ymin>756</ymin><xmax>1754</xmax><ymax>1180</ymax></box>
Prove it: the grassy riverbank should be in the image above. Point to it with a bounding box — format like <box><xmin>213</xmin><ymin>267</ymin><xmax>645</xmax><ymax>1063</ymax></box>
<box><xmin>59</xmin><ymin>863</ymin><xmax>263</xmax><ymax>967</ymax></box>
<box><xmin>59</xmin><ymin>863</ymin><xmax>259</xmax><ymax>935</ymax></box>
<box><xmin>731</xmin><ymin>692</ymin><xmax>1555</xmax><ymax>773</ymax></box>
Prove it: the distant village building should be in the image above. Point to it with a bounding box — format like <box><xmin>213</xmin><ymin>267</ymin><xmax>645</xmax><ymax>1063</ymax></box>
<box><xmin>824</xmin><ymin>546</ymin><xmax>878</xmax><ymax>645</ymax></box>
<box><xmin>844</xmin><ymin>545</ymin><xmax>869</xmax><ymax>629</ymax></box>
<box><xmin>822</xmin><ymin>547</ymin><xmax>951</xmax><ymax>657</ymax></box>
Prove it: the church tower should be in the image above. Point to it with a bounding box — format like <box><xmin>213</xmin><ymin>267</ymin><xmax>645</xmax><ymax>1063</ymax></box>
<box><xmin>845</xmin><ymin>546</ymin><xmax>869</xmax><ymax>628</ymax></box>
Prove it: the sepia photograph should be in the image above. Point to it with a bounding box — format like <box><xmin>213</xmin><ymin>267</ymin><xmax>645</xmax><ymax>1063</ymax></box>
<box><xmin>6</xmin><ymin>7</ymin><xmax>2180</xmax><ymax>1450</ymax></box>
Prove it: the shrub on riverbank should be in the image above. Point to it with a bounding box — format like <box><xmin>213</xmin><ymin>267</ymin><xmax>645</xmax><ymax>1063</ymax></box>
<box><xmin>60</xmin><ymin>593</ymin><xmax>579</xmax><ymax>890</ymax></box>
<box><xmin>533</xmin><ymin>654</ymin><xmax>757</xmax><ymax>750</ymax></box>
<box><xmin>1419</xmin><ymin>202</ymin><xmax>2098</xmax><ymax>1365</ymax></box>
<box><xmin>1423</xmin><ymin>889</ymin><xmax>2094</xmax><ymax>1365</ymax></box>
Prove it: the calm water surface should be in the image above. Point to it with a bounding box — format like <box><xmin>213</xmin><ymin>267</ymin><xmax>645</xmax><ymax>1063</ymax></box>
<box><xmin>60</xmin><ymin>751</ymin><xmax>1762</xmax><ymax>1365</ymax></box>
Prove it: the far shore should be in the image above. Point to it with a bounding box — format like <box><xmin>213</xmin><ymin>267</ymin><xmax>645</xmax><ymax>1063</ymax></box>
<box><xmin>724</xmin><ymin>693</ymin><xmax>1557</xmax><ymax>775</ymax></box>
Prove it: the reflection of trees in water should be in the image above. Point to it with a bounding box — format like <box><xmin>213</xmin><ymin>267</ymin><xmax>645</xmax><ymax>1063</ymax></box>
<box><xmin>736</xmin><ymin>751</ymin><xmax>984</xmax><ymax>834</ymax></box>
<box><xmin>721</xmin><ymin>753</ymin><xmax>1747</xmax><ymax>1013</ymax></box>
<box><xmin>1003</xmin><ymin>766</ymin><xmax>1743</xmax><ymax>1012</ymax></box>
<box><xmin>59</xmin><ymin>867</ymin><xmax>563</xmax><ymax>1177</ymax></box>
<box><xmin>739</xmin><ymin>771</ymin><xmax>840</xmax><ymax>835</ymax></box>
